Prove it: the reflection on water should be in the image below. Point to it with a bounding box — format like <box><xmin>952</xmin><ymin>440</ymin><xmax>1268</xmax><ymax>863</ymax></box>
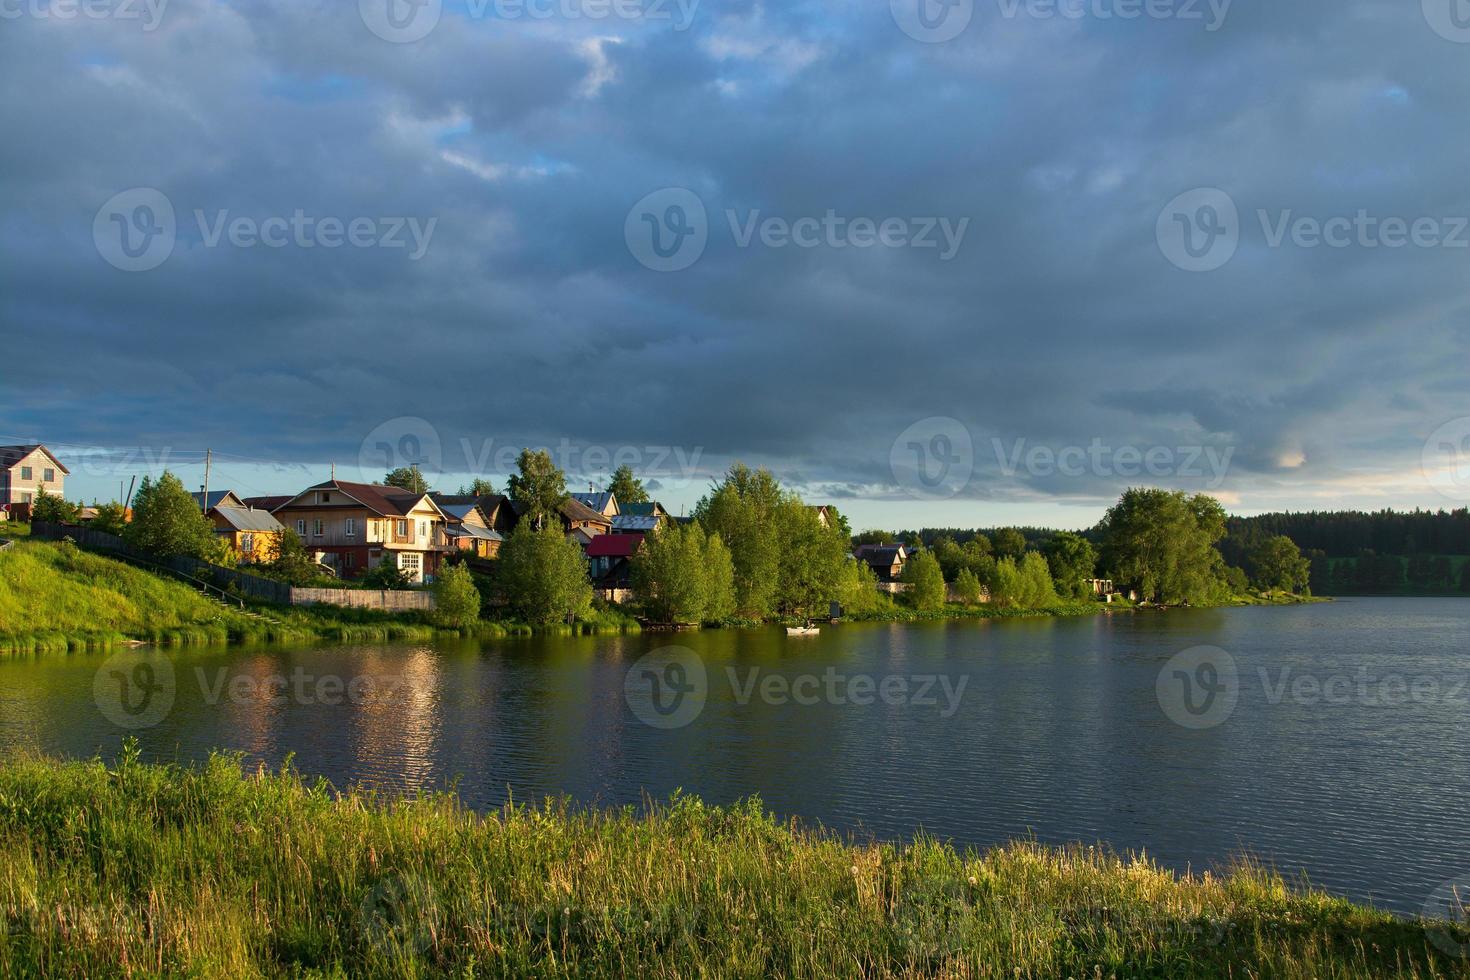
<box><xmin>1</xmin><ymin>598</ymin><xmax>1467</xmax><ymax>916</ymax></box>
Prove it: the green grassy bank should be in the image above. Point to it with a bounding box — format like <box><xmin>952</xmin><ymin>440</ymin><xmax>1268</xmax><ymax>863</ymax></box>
<box><xmin>0</xmin><ymin>751</ymin><xmax>1463</xmax><ymax>978</ymax></box>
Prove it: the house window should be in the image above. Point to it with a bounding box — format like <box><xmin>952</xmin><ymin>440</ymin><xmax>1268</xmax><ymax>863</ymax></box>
<box><xmin>346</xmin><ymin>553</ymin><xmax>355</xmax><ymax>569</ymax></box>
<box><xmin>319</xmin><ymin>492</ymin><xmax>332</xmax><ymax>504</ymax></box>
<box><xmin>396</xmin><ymin>519</ymin><xmax>408</xmax><ymax>537</ymax></box>
<box><xmin>313</xmin><ymin>519</ymin><xmax>324</xmax><ymax>537</ymax></box>
<box><xmin>296</xmin><ymin>519</ymin><xmax>306</xmax><ymax>536</ymax></box>
<box><xmin>241</xmin><ymin>533</ymin><xmax>254</xmax><ymax>553</ymax></box>
<box><xmin>399</xmin><ymin>553</ymin><xmax>421</xmax><ymax>578</ymax></box>
<box><xmin>419</xmin><ymin>520</ymin><xmax>427</xmax><ymax>539</ymax></box>
<box><xmin>19</xmin><ymin>467</ymin><xmax>30</xmax><ymax>480</ymax></box>
<box><xmin>43</xmin><ymin>468</ymin><xmax>54</xmax><ymax>482</ymax></box>
<box><xmin>344</xmin><ymin>518</ymin><xmax>356</xmax><ymax>537</ymax></box>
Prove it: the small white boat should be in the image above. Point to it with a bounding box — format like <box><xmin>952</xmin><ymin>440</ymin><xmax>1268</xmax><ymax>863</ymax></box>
<box><xmin>786</xmin><ymin>625</ymin><xmax>820</xmax><ymax>636</ymax></box>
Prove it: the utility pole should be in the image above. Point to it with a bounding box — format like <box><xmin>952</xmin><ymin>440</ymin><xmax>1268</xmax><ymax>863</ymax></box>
<box><xmin>202</xmin><ymin>448</ymin><xmax>212</xmax><ymax>512</ymax></box>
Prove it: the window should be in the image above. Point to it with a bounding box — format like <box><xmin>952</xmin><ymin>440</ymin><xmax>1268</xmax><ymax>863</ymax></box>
<box><xmin>399</xmin><ymin>553</ymin><xmax>421</xmax><ymax>579</ymax></box>
<box><xmin>313</xmin><ymin>519</ymin><xmax>324</xmax><ymax>537</ymax></box>
<box><xmin>396</xmin><ymin>519</ymin><xmax>408</xmax><ymax>537</ymax></box>
<box><xmin>345</xmin><ymin>553</ymin><xmax>355</xmax><ymax>569</ymax></box>
<box><xmin>319</xmin><ymin>492</ymin><xmax>332</xmax><ymax>503</ymax></box>
<box><xmin>344</xmin><ymin>518</ymin><xmax>356</xmax><ymax>537</ymax></box>
<box><xmin>419</xmin><ymin>520</ymin><xmax>427</xmax><ymax>539</ymax></box>
<box><xmin>241</xmin><ymin>533</ymin><xmax>254</xmax><ymax>553</ymax></box>
<box><xmin>43</xmin><ymin>468</ymin><xmax>54</xmax><ymax>482</ymax></box>
<box><xmin>296</xmin><ymin>519</ymin><xmax>306</xmax><ymax>535</ymax></box>
<box><xmin>19</xmin><ymin>467</ymin><xmax>30</xmax><ymax>480</ymax></box>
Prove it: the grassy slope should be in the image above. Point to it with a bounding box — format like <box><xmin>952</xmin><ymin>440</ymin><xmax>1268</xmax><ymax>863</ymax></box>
<box><xmin>0</xmin><ymin>753</ymin><xmax>1464</xmax><ymax>979</ymax></box>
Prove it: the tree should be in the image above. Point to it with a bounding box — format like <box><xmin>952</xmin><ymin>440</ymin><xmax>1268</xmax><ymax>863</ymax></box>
<box><xmin>631</xmin><ymin>523</ymin><xmax>737</xmax><ymax>624</ymax></box>
<box><xmin>833</xmin><ymin>557</ymin><xmax>892</xmax><ymax>617</ymax></box>
<box><xmin>383</xmin><ymin>467</ymin><xmax>430</xmax><ymax>494</ymax></box>
<box><xmin>953</xmin><ymin>568</ymin><xmax>983</xmax><ymax>605</ymax></box>
<box><xmin>1018</xmin><ymin>552</ymin><xmax>1059</xmax><ymax>607</ymax></box>
<box><xmin>124</xmin><ymin>472</ymin><xmax>218</xmax><ymax>559</ymax></box>
<box><xmin>497</xmin><ymin>522</ymin><xmax>592</xmax><ymax>625</ymax></box>
<box><xmin>901</xmin><ymin>550</ymin><xmax>946</xmax><ymax>612</ymax></box>
<box><xmin>1251</xmin><ymin>535</ymin><xmax>1311</xmax><ymax>592</ymax></box>
<box><xmin>458</xmin><ymin>478</ymin><xmax>498</xmax><ymax>497</ymax></box>
<box><xmin>30</xmin><ymin>487</ymin><xmax>81</xmax><ymax>525</ymax></box>
<box><xmin>1044</xmin><ymin>532</ymin><xmax>1097</xmax><ymax>600</ymax></box>
<box><xmin>823</xmin><ymin>506</ymin><xmax>854</xmax><ymax>541</ymax></box>
<box><xmin>771</xmin><ymin>498</ymin><xmax>848</xmax><ymax>619</ymax></box>
<box><xmin>507</xmin><ymin>449</ymin><xmax>568</xmax><ymax>530</ymax></box>
<box><xmin>362</xmin><ymin>557</ymin><xmax>415</xmax><ymax>590</ymax></box>
<box><xmin>431</xmin><ymin>563</ymin><xmax>481</xmax><ymax>627</ymax></box>
<box><xmin>266</xmin><ymin>528</ymin><xmax>324</xmax><ymax>586</ymax></box>
<box><xmin>1097</xmin><ymin>488</ymin><xmax>1230</xmax><ymax>604</ymax></box>
<box><xmin>694</xmin><ymin>463</ymin><xmax>784</xmax><ymax>617</ymax></box>
<box><xmin>91</xmin><ymin>501</ymin><xmax>129</xmax><ymax>536</ymax></box>
<box><xmin>851</xmin><ymin>529</ymin><xmax>893</xmax><ymax>547</ymax></box>
<box><xmin>993</xmin><ymin>528</ymin><xmax>1027</xmax><ymax>560</ymax></box>
<box><xmin>607</xmin><ymin>464</ymin><xmax>649</xmax><ymax>505</ymax></box>
<box><xmin>931</xmin><ymin>536</ymin><xmax>967</xmax><ymax>582</ymax></box>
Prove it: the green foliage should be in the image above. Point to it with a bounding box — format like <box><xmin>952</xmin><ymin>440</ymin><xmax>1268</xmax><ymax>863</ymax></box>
<box><xmin>631</xmin><ymin>524</ymin><xmax>738</xmax><ymax>624</ymax></box>
<box><xmin>1098</xmin><ymin>488</ymin><xmax>1230</xmax><ymax>604</ymax></box>
<box><xmin>988</xmin><ymin>553</ymin><xmax>1059</xmax><ymax>609</ymax></box>
<box><xmin>772</xmin><ymin>499</ymin><xmax>849</xmax><ymax>618</ymax></box>
<box><xmin>1044</xmin><ymin>531</ymin><xmax>1097</xmax><ymax>600</ymax></box>
<box><xmin>430</xmin><ymin>563</ymin><xmax>481</xmax><ymax>628</ymax></box>
<box><xmin>1224</xmin><ymin>564</ymin><xmax>1250</xmax><ymax>594</ymax></box>
<box><xmin>262</xmin><ymin>528</ymin><xmax>324</xmax><ymax>586</ymax></box>
<box><xmin>123</xmin><ymin>472</ymin><xmax>219</xmax><ymax>560</ymax></box>
<box><xmin>382</xmin><ymin>466</ymin><xmax>430</xmax><ymax>494</ymax></box>
<box><xmin>1251</xmin><ymin>535</ymin><xmax>1311</xmax><ymax>592</ymax></box>
<box><xmin>833</xmin><ymin>557</ymin><xmax>892</xmax><ymax>616</ymax></box>
<box><xmin>0</xmin><ymin>754</ymin><xmax>1450</xmax><ymax>979</ymax></box>
<box><xmin>952</xmin><ymin>568</ymin><xmax>983</xmax><ymax>605</ymax></box>
<box><xmin>607</xmin><ymin>464</ymin><xmax>649</xmax><ymax>504</ymax></box>
<box><xmin>851</xmin><ymin>529</ymin><xmax>893</xmax><ymax>547</ymax></box>
<box><xmin>458</xmin><ymin>477</ymin><xmax>498</xmax><ymax>496</ymax></box>
<box><xmin>30</xmin><ymin>487</ymin><xmax>81</xmax><ymax>524</ymax></box>
<box><xmin>901</xmin><ymin>550</ymin><xmax>946</xmax><ymax>611</ymax></box>
<box><xmin>694</xmin><ymin>464</ymin><xmax>784</xmax><ymax>617</ymax></box>
<box><xmin>497</xmin><ymin>521</ymin><xmax>593</xmax><ymax>626</ymax></box>
<box><xmin>507</xmin><ymin>449</ymin><xmax>568</xmax><ymax>529</ymax></box>
<box><xmin>361</xmin><ymin>557</ymin><xmax>415</xmax><ymax>590</ymax></box>
<box><xmin>992</xmin><ymin>528</ymin><xmax>1027</xmax><ymax>560</ymax></box>
<box><xmin>90</xmin><ymin>501</ymin><xmax>129</xmax><ymax>536</ymax></box>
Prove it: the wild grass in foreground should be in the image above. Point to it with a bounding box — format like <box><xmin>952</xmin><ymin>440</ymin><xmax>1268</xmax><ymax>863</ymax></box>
<box><xmin>0</xmin><ymin>751</ymin><xmax>1465</xmax><ymax>978</ymax></box>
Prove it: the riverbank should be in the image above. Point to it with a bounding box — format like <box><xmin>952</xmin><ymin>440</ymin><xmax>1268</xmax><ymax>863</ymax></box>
<box><xmin>0</xmin><ymin>750</ymin><xmax>1459</xmax><ymax>978</ymax></box>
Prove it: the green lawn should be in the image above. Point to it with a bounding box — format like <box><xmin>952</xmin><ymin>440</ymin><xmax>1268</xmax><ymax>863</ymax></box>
<box><xmin>0</xmin><ymin>750</ymin><xmax>1462</xmax><ymax>978</ymax></box>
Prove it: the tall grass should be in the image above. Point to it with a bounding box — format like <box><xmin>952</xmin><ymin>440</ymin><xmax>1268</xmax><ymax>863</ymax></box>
<box><xmin>0</xmin><ymin>751</ymin><xmax>1463</xmax><ymax>978</ymax></box>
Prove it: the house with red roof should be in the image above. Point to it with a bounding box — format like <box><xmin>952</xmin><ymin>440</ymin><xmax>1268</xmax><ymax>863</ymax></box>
<box><xmin>272</xmin><ymin>479</ymin><xmax>451</xmax><ymax>583</ymax></box>
<box><xmin>585</xmin><ymin>532</ymin><xmax>644</xmax><ymax>603</ymax></box>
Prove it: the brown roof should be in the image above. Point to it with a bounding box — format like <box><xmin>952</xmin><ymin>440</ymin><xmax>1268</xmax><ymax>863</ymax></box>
<box><xmin>241</xmin><ymin>495</ymin><xmax>292</xmax><ymax>512</ymax></box>
<box><xmin>278</xmin><ymin>480</ymin><xmax>440</xmax><ymax>518</ymax></box>
<box><xmin>0</xmin><ymin>444</ymin><xmax>70</xmax><ymax>475</ymax></box>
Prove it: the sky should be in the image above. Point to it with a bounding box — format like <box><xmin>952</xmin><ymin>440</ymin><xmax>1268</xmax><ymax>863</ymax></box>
<box><xmin>2</xmin><ymin>0</ymin><xmax>1469</xmax><ymax>531</ymax></box>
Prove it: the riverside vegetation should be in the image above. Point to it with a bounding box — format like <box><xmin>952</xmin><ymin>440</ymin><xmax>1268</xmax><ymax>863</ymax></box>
<box><xmin>0</xmin><ymin>749</ymin><xmax>1464</xmax><ymax>978</ymax></box>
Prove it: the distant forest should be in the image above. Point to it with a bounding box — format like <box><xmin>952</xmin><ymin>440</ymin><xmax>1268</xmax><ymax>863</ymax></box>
<box><xmin>897</xmin><ymin>508</ymin><xmax>1470</xmax><ymax>596</ymax></box>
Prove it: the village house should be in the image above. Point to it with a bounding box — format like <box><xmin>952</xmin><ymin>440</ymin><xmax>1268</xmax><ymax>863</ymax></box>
<box><xmin>586</xmin><ymin>532</ymin><xmax>643</xmax><ymax>603</ymax></box>
<box><xmin>570</xmin><ymin>490</ymin><xmax>619</xmax><ymax>518</ymax></box>
<box><xmin>192</xmin><ymin>490</ymin><xmax>284</xmax><ymax>563</ymax></box>
<box><xmin>0</xmin><ymin>445</ymin><xmax>68</xmax><ymax>518</ymax></box>
<box><xmin>429</xmin><ymin>493</ymin><xmax>505</xmax><ymax>558</ymax></box>
<box><xmin>854</xmin><ymin>543</ymin><xmax>907</xmax><ymax>582</ymax></box>
<box><xmin>611</xmin><ymin>501</ymin><xmax>669</xmax><ymax>534</ymax></box>
<box><xmin>273</xmin><ymin>480</ymin><xmax>451</xmax><ymax>583</ymax></box>
<box><xmin>512</xmin><ymin>496</ymin><xmax>613</xmax><ymax>544</ymax></box>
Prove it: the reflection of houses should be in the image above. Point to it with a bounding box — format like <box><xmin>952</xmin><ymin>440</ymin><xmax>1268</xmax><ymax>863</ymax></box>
<box><xmin>430</xmin><ymin>494</ymin><xmax>505</xmax><ymax>558</ymax></box>
<box><xmin>192</xmin><ymin>490</ymin><xmax>285</xmax><ymax>563</ymax></box>
<box><xmin>586</xmin><ymin>532</ymin><xmax>643</xmax><ymax>603</ymax></box>
<box><xmin>854</xmin><ymin>543</ymin><xmax>907</xmax><ymax>582</ymax></box>
<box><xmin>273</xmin><ymin>480</ymin><xmax>450</xmax><ymax>583</ymax></box>
<box><xmin>570</xmin><ymin>490</ymin><xmax>619</xmax><ymax>519</ymax></box>
<box><xmin>0</xmin><ymin>444</ymin><xmax>68</xmax><ymax>512</ymax></box>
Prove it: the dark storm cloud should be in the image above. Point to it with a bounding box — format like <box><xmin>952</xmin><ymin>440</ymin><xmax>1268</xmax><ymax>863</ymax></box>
<box><xmin>2</xmin><ymin>0</ymin><xmax>1468</xmax><ymax>510</ymax></box>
